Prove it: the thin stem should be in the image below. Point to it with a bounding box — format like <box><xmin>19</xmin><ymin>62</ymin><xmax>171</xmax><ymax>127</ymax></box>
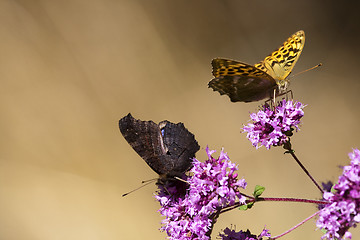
<box><xmin>288</xmin><ymin>150</ymin><xmax>324</xmax><ymax>193</ymax></box>
<box><xmin>219</xmin><ymin>197</ymin><xmax>329</xmax><ymax>214</ymax></box>
<box><xmin>239</xmin><ymin>192</ymin><xmax>255</xmax><ymax>199</ymax></box>
<box><xmin>256</xmin><ymin>197</ymin><xmax>328</xmax><ymax>205</ymax></box>
<box><xmin>207</xmin><ymin>209</ymin><xmax>221</xmax><ymax>237</ymax></box>
<box><xmin>270</xmin><ymin>210</ymin><xmax>321</xmax><ymax>240</ymax></box>
<box><xmin>219</xmin><ymin>204</ymin><xmax>243</xmax><ymax>214</ymax></box>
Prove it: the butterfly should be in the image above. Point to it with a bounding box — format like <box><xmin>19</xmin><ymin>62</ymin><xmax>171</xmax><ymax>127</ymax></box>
<box><xmin>119</xmin><ymin>113</ymin><xmax>200</xmax><ymax>179</ymax></box>
<box><xmin>208</xmin><ymin>30</ymin><xmax>305</xmax><ymax>102</ymax></box>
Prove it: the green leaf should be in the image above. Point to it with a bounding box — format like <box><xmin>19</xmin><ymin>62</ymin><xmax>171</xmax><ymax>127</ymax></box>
<box><xmin>331</xmin><ymin>184</ymin><xmax>336</xmax><ymax>193</ymax></box>
<box><xmin>239</xmin><ymin>204</ymin><xmax>248</xmax><ymax>211</ymax></box>
<box><xmin>239</xmin><ymin>202</ymin><xmax>254</xmax><ymax>211</ymax></box>
<box><xmin>253</xmin><ymin>185</ymin><xmax>265</xmax><ymax>198</ymax></box>
<box><xmin>246</xmin><ymin>202</ymin><xmax>254</xmax><ymax>209</ymax></box>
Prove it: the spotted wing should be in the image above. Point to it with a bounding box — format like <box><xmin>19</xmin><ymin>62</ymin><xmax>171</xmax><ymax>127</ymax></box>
<box><xmin>254</xmin><ymin>30</ymin><xmax>305</xmax><ymax>81</ymax></box>
<box><xmin>209</xmin><ymin>58</ymin><xmax>277</xmax><ymax>102</ymax></box>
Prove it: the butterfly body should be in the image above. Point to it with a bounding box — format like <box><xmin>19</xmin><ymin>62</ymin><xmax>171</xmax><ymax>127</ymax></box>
<box><xmin>119</xmin><ymin>113</ymin><xmax>200</xmax><ymax>178</ymax></box>
<box><xmin>209</xmin><ymin>30</ymin><xmax>305</xmax><ymax>102</ymax></box>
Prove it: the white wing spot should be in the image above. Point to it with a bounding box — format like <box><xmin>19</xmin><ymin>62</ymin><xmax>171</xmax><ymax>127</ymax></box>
<box><xmin>244</xmin><ymin>78</ymin><xmax>255</xmax><ymax>86</ymax></box>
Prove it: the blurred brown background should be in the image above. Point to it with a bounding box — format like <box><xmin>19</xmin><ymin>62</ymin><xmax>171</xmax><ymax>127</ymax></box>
<box><xmin>1</xmin><ymin>1</ymin><xmax>360</xmax><ymax>239</ymax></box>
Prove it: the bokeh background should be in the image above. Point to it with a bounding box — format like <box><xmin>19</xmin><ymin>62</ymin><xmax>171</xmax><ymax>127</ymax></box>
<box><xmin>1</xmin><ymin>1</ymin><xmax>360</xmax><ymax>239</ymax></box>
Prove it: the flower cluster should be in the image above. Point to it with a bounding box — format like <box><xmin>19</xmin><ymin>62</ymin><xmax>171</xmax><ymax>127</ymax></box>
<box><xmin>155</xmin><ymin>147</ymin><xmax>248</xmax><ymax>240</ymax></box>
<box><xmin>218</xmin><ymin>227</ymin><xmax>271</xmax><ymax>240</ymax></box>
<box><xmin>316</xmin><ymin>149</ymin><xmax>360</xmax><ymax>239</ymax></box>
<box><xmin>242</xmin><ymin>100</ymin><xmax>305</xmax><ymax>149</ymax></box>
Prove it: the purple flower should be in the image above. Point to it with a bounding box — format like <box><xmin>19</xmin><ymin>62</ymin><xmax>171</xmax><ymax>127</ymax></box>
<box><xmin>316</xmin><ymin>149</ymin><xmax>360</xmax><ymax>239</ymax></box>
<box><xmin>242</xmin><ymin>100</ymin><xmax>305</xmax><ymax>149</ymax></box>
<box><xmin>218</xmin><ymin>227</ymin><xmax>271</xmax><ymax>240</ymax></box>
<box><xmin>155</xmin><ymin>147</ymin><xmax>247</xmax><ymax>240</ymax></box>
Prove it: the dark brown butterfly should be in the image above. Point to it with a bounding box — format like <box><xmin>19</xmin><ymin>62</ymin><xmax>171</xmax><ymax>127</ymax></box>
<box><xmin>119</xmin><ymin>113</ymin><xmax>200</xmax><ymax>179</ymax></box>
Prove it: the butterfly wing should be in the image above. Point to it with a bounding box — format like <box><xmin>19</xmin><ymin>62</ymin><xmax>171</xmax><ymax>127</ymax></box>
<box><xmin>119</xmin><ymin>113</ymin><xmax>169</xmax><ymax>175</ymax></box>
<box><xmin>254</xmin><ymin>30</ymin><xmax>305</xmax><ymax>82</ymax></box>
<box><xmin>119</xmin><ymin>114</ymin><xmax>200</xmax><ymax>177</ymax></box>
<box><xmin>209</xmin><ymin>58</ymin><xmax>277</xmax><ymax>102</ymax></box>
<box><xmin>159</xmin><ymin>120</ymin><xmax>200</xmax><ymax>176</ymax></box>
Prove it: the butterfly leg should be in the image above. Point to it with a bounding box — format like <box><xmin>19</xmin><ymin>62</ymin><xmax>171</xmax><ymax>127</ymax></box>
<box><xmin>273</xmin><ymin>89</ymin><xmax>293</xmax><ymax>102</ymax></box>
<box><xmin>281</xmin><ymin>89</ymin><xmax>293</xmax><ymax>101</ymax></box>
<box><xmin>272</xmin><ymin>88</ymin><xmax>277</xmax><ymax>108</ymax></box>
<box><xmin>264</xmin><ymin>88</ymin><xmax>294</xmax><ymax>110</ymax></box>
<box><xmin>288</xmin><ymin>89</ymin><xmax>294</xmax><ymax>100</ymax></box>
<box><xmin>174</xmin><ymin>176</ymin><xmax>190</xmax><ymax>184</ymax></box>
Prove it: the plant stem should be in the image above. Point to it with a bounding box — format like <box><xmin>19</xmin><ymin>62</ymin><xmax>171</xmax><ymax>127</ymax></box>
<box><xmin>256</xmin><ymin>197</ymin><xmax>328</xmax><ymax>204</ymax></box>
<box><xmin>219</xmin><ymin>197</ymin><xmax>329</xmax><ymax>214</ymax></box>
<box><xmin>288</xmin><ymin>150</ymin><xmax>324</xmax><ymax>193</ymax></box>
<box><xmin>269</xmin><ymin>210</ymin><xmax>321</xmax><ymax>239</ymax></box>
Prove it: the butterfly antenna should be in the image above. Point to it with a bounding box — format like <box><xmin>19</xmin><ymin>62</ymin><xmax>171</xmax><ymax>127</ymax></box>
<box><xmin>291</xmin><ymin>63</ymin><xmax>322</xmax><ymax>78</ymax></box>
<box><xmin>141</xmin><ymin>178</ymin><xmax>158</xmax><ymax>183</ymax></box>
<box><xmin>122</xmin><ymin>178</ymin><xmax>157</xmax><ymax>197</ymax></box>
